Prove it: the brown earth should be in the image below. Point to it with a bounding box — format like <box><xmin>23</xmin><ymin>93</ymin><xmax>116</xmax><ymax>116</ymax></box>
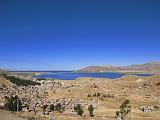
<box><xmin>80</xmin><ymin>62</ymin><xmax>160</xmax><ymax>73</ymax></box>
<box><xmin>1</xmin><ymin>74</ymin><xmax>160</xmax><ymax>120</ymax></box>
<box><xmin>18</xmin><ymin>75</ymin><xmax>160</xmax><ymax>120</ymax></box>
<box><xmin>0</xmin><ymin>110</ymin><xmax>28</xmax><ymax>120</ymax></box>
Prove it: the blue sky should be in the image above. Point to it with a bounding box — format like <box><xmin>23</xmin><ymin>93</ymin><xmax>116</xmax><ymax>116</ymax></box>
<box><xmin>0</xmin><ymin>0</ymin><xmax>160</xmax><ymax>70</ymax></box>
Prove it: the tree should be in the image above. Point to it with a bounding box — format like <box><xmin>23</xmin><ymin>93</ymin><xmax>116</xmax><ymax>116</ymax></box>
<box><xmin>2</xmin><ymin>74</ymin><xmax>41</xmax><ymax>86</ymax></box>
<box><xmin>42</xmin><ymin>105</ymin><xmax>48</xmax><ymax>112</ymax></box>
<box><xmin>88</xmin><ymin>104</ymin><xmax>94</xmax><ymax>117</ymax></box>
<box><xmin>4</xmin><ymin>95</ymin><xmax>22</xmax><ymax>112</ymax></box>
<box><xmin>55</xmin><ymin>103</ymin><xmax>64</xmax><ymax>113</ymax></box>
<box><xmin>49</xmin><ymin>104</ymin><xmax>54</xmax><ymax>111</ymax></box>
<box><xmin>97</xmin><ymin>93</ymin><xmax>101</xmax><ymax>98</ymax></box>
<box><xmin>74</xmin><ymin>104</ymin><xmax>84</xmax><ymax>116</ymax></box>
<box><xmin>87</xmin><ymin>94</ymin><xmax>91</xmax><ymax>98</ymax></box>
<box><xmin>116</xmin><ymin>100</ymin><xmax>131</xmax><ymax>120</ymax></box>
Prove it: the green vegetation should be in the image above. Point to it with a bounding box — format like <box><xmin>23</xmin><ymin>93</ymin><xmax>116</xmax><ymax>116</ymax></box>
<box><xmin>87</xmin><ymin>93</ymin><xmax>114</xmax><ymax>101</ymax></box>
<box><xmin>2</xmin><ymin>74</ymin><xmax>41</xmax><ymax>86</ymax></box>
<box><xmin>74</xmin><ymin>104</ymin><xmax>84</xmax><ymax>116</ymax></box>
<box><xmin>49</xmin><ymin>104</ymin><xmax>54</xmax><ymax>111</ymax></box>
<box><xmin>42</xmin><ymin>105</ymin><xmax>48</xmax><ymax>112</ymax></box>
<box><xmin>116</xmin><ymin>100</ymin><xmax>131</xmax><ymax>120</ymax></box>
<box><xmin>87</xmin><ymin>94</ymin><xmax>91</xmax><ymax>97</ymax></box>
<box><xmin>4</xmin><ymin>95</ymin><xmax>22</xmax><ymax>112</ymax></box>
<box><xmin>36</xmin><ymin>78</ymin><xmax>48</xmax><ymax>81</ymax></box>
<box><xmin>55</xmin><ymin>103</ymin><xmax>64</xmax><ymax>113</ymax></box>
<box><xmin>88</xmin><ymin>104</ymin><xmax>94</xmax><ymax>117</ymax></box>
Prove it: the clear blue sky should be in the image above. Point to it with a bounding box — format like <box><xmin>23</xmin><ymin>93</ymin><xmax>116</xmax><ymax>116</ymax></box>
<box><xmin>0</xmin><ymin>0</ymin><xmax>160</xmax><ymax>70</ymax></box>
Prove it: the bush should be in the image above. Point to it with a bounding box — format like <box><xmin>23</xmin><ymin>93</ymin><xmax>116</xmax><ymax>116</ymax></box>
<box><xmin>116</xmin><ymin>100</ymin><xmax>131</xmax><ymax>120</ymax></box>
<box><xmin>74</xmin><ymin>104</ymin><xmax>84</xmax><ymax>116</ymax></box>
<box><xmin>102</xmin><ymin>94</ymin><xmax>106</xmax><ymax>98</ymax></box>
<box><xmin>87</xmin><ymin>94</ymin><xmax>91</xmax><ymax>98</ymax></box>
<box><xmin>55</xmin><ymin>103</ymin><xmax>64</xmax><ymax>113</ymax></box>
<box><xmin>88</xmin><ymin>104</ymin><xmax>94</xmax><ymax>117</ymax></box>
<box><xmin>42</xmin><ymin>105</ymin><xmax>48</xmax><ymax>112</ymax></box>
<box><xmin>2</xmin><ymin>74</ymin><xmax>41</xmax><ymax>86</ymax></box>
<box><xmin>49</xmin><ymin>104</ymin><xmax>54</xmax><ymax>111</ymax></box>
<box><xmin>96</xmin><ymin>93</ymin><xmax>101</xmax><ymax>98</ymax></box>
<box><xmin>4</xmin><ymin>95</ymin><xmax>22</xmax><ymax>112</ymax></box>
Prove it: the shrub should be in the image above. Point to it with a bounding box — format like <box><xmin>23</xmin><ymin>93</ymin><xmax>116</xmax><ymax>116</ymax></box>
<box><xmin>74</xmin><ymin>104</ymin><xmax>84</xmax><ymax>116</ymax></box>
<box><xmin>102</xmin><ymin>94</ymin><xmax>106</xmax><ymax>98</ymax></box>
<box><xmin>42</xmin><ymin>105</ymin><xmax>48</xmax><ymax>112</ymax></box>
<box><xmin>96</xmin><ymin>93</ymin><xmax>101</xmax><ymax>98</ymax></box>
<box><xmin>87</xmin><ymin>94</ymin><xmax>91</xmax><ymax>98</ymax></box>
<box><xmin>49</xmin><ymin>104</ymin><xmax>54</xmax><ymax>111</ymax></box>
<box><xmin>116</xmin><ymin>100</ymin><xmax>131</xmax><ymax>120</ymax></box>
<box><xmin>4</xmin><ymin>95</ymin><xmax>22</xmax><ymax>112</ymax></box>
<box><xmin>2</xmin><ymin>74</ymin><xmax>40</xmax><ymax>86</ymax></box>
<box><xmin>93</xmin><ymin>93</ymin><xmax>96</xmax><ymax>97</ymax></box>
<box><xmin>88</xmin><ymin>104</ymin><xmax>94</xmax><ymax>117</ymax></box>
<box><xmin>55</xmin><ymin>103</ymin><xmax>64</xmax><ymax>113</ymax></box>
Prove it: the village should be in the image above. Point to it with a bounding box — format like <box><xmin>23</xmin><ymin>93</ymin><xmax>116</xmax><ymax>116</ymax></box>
<box><xmin>0</xmin><ymin>72</ymin><xmax>160</xmax><ymax>120</ymax></box>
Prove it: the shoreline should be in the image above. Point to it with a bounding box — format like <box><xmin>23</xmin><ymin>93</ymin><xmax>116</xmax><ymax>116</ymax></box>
<box><xmin>1</xmin><ymin>73</ymin><xmax>160</xmax><ymax>120</ymax></box>
<box><xmin>31</xmin><ymin>71</ymin><xmax>154</xmax><ymax>80</ymax></box>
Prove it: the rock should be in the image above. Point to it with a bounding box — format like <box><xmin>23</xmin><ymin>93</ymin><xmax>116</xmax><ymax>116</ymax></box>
<box><xmin>140</xmin><ymin>106</ymin><xmax>155</xmax><ymax>112</ymax></box>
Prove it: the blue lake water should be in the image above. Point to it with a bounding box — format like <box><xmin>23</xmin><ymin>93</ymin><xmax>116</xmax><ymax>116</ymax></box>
<box><xmin>33</xmin><ymin>71</ymin><xmax>152</xmax><ymax>80</ymax></box>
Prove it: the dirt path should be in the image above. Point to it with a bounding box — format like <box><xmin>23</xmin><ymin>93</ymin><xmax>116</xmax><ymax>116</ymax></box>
<box><xmin>0</xmin><ymin>110</ymin><xmax>28</xmax><ymax>120</ymax></box>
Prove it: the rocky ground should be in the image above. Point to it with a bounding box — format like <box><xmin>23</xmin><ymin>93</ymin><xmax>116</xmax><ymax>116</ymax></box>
<box><xmin>0</xmin><ymin>74</ymin><xmax>160</xmax><ymax>120</ymax></box>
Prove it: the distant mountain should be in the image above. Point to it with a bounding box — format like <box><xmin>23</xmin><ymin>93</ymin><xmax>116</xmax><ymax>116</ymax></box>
<box><xmin>80</xmin><ymin>62</ymin><xmax>160</xmax><ymax>73</ymax></box>
<box><xmin>80</xmin><ymin>66</ymin><xmax>121</xmax><ymax>72</ymax></box>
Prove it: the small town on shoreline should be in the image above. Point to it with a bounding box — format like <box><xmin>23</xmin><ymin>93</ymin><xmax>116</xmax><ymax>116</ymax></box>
<box><xmin>1</xmin><ymin>0</ymin><xmax>160</xmax><ymax>120</ymax></box>
<box><xmin>0</xmin><ymin>67</ymin><xmax>160</xmax><ymax>120</ymax></box>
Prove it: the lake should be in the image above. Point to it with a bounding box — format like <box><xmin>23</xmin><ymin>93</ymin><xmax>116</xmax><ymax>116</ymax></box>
<box><xmin>33</xmin><ymin>71</ymin><xmax>152</xmax><ymax>80</ymax></box>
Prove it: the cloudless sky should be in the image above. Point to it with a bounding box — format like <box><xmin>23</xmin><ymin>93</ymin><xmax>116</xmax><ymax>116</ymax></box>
<box><xmin>0</xmin><ymin>0</ymin><xmax>160</xmax><ymax>70</ymax></box>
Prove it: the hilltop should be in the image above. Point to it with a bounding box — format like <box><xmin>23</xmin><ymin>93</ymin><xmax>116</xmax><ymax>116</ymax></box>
<box><xmin>80</xmin><ymin>62</ymin><xmax>160</xmax><ymax>73</ymax></box>
<box><xmin>0</xmin><ymin>69</ymin><xmax>10</xmax><ymax>87</ymax></box>
<box><xmin>0</xmin><ymin>76</ymin><xmax>10</xmax><ymax>87</ymax></box>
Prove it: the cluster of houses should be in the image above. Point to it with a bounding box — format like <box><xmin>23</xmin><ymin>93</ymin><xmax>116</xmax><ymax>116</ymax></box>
<box><xmin>139</xmin><ymin>105</ymin><xmax>160</xmax><ymax>112</ymax></box>
<box><xmin>0</xmin><ymin>78</ymin><xmax>84</xmax><ymax>114</ymax></box>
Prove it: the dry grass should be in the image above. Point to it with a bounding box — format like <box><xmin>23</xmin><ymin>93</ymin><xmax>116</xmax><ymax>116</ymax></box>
<box><xmin>0</xmin><ymin>76</ymin><xmax>10</xmax><ymax>87</ymax></box>
<box><xmin>2</xmin><ymin>74</ymin><xmax>160</xmax><ymax>120</ymax></box>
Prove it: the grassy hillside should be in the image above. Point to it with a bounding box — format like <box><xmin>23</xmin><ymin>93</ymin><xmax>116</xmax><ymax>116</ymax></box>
<box><xmin>0</xmin><ymin>76</ymin><xmax>10</xmax><ymax>87</ymax></box>
<box><xmin>0</xmin><ymin>69</ymin><xmax>10</xmax><ymax>87</ymax></box>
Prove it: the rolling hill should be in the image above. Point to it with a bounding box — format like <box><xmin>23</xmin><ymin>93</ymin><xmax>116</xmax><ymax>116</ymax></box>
<box><xmin>80</xmin><ymin>62</ymin><xmax>160</xmax><ymax>73</ymax></box>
